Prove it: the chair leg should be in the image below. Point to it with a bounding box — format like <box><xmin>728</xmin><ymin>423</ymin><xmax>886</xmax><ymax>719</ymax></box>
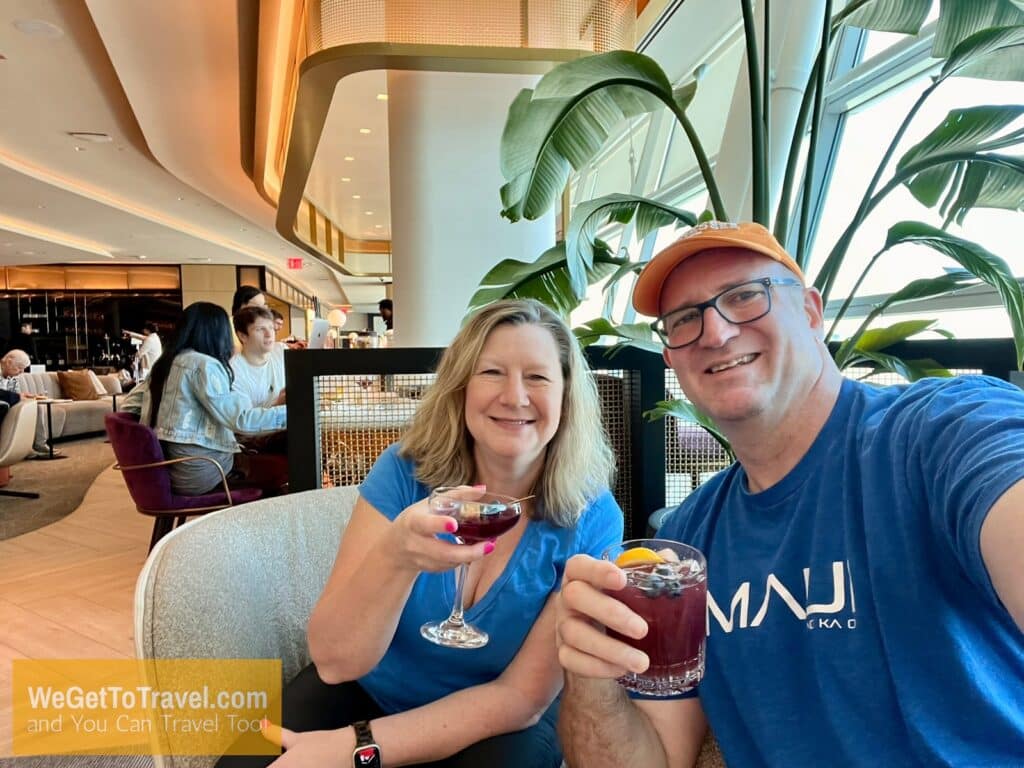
<box><xmin>148</xmin><ymin>517</ymin><xmax>175</xmax><ymax>552</ymax></box>
<box><xmin>175</xmin><ymin>515</ymin><xmax>188</xmax><ymax>528</ymax></box>
<box><xmin>0</xmin><ymin>489</ymin><xmax>40</xmax><ymax>499</ymax></box>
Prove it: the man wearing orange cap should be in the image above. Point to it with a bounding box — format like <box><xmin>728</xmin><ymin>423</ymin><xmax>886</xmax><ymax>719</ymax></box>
<box><xmin>555</xmin><ymin>221</ymin><xmax>1024</xmax><ymax>766</ymax></box>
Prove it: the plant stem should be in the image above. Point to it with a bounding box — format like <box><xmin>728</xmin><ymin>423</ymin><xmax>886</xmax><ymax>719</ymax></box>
<box><xmin>825</xmin><ymin>247</ymin><xmax>884</xmax><ymax>343</ymax></box>
<box><xmin>740</xmin><ymin>0</ymin><xmax>768</xmax><ymax>224</ymax></box>
<box><xmin>671</xmin><ymin>101</ymin><xmax>730</xmax><ymax>220</ymax></box>
<box><xmin>774</xmin><ymin>52</ymin><xmax>821</xmax><ymax>244</ymax></box>
<box><xmin>817</xmin><ymin>149</ymin><xmax>981</xmax><ymax>305</ymax></box>
<box><xmin>816</xmin><ymin>81</ymin><xmax>941</xmax><ymax>303</ymax></box>
<box><xmin>763</xmin><ymin>0</ymin><xmax>772</xmax><ymax>140</ymax></box>
<box><xmin>796</xmin><ymin>0</ymin><xmax>833</xmax><ymax>268</ymax></box>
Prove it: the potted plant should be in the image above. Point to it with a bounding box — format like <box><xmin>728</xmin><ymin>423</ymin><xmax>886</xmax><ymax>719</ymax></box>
<box><xmin>473</xmin><ymin>0</ymin><xmax>1024</xmax><ymax>407</ymax></box>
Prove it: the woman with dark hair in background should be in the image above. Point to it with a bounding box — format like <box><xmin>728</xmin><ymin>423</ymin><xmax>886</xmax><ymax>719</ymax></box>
<box><xmin>133</xmin><ymin>302</ymin><xmax>285</xmax><ymax>496</ymax></box>
<box><xmin>231</xmin><ymin>285</ymin><xmax>267</xmax><ymax>316</ymax></box>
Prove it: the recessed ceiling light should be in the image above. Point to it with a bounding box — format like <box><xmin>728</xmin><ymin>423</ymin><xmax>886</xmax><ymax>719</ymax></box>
<box><xmin>37</xmin><ymin>204</ymin><xmax>45</xmax><ymax>209</ymax></box>
<box><xmin>375</xmin><ymin>224</ymin><xmax>383</xmax><ymax>229</ymax></box>
<box><xmin>376</xmin><ymin>93</ymin><xmax>388</xmax><ymax>101</ymax></box>
<box><xmin>73</xmin><ymin>146</ymin><xmax>85</xmax><ymax>152</ymax></box>
<box><xmin>365</xmin><ymin>211</ymin><xmax>374</xmax><ymax>215</ymax></box>
<box><xmin>359</xmin><ymin>128</ymin><xmax>371</xmax><ymax>134</ymax></box>
<box><xmin>176</xmin><ymin>196</ymin><xmax>185</xmax><ymax>201</ymax></box>
<box><xmin>67</xmin><ymin>131</ymin><xmax>112</xmax><ymax>143</ymax></box>
<box><xmin>352</xmin><ymin>194</ymin><xmax>361</xmax><ymax>199</ymax></box>
<box><xmin>344</xmin><ymin>156</ymin><xmax>355</xmax><ymax>161</ymax></box>
<box><xmin>138</xmin><ymin>255</ymin><xmax>148</xmax><ymax>260</ymax></box>
<box><xmin>341</xmin><ymin>177</ymin><xmax>351</xmax><ymax>182</ymax></box>
<box><xmin>13</xmin><ymin>19</ymin><xmax>63</xmax><ymax>38</ymax></box>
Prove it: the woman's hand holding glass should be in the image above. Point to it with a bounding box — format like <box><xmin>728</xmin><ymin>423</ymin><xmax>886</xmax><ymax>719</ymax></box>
<box><xmin>388</xmin><ymin>488</ymin><xmax>494</xmax><ymax>575</ymax></box>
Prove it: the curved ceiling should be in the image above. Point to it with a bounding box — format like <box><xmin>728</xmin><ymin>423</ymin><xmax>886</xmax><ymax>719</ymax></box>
<box><xmin>0</xmin><ymin>0</ymin><xmax>347</xmax><ymax>305</ymax></box>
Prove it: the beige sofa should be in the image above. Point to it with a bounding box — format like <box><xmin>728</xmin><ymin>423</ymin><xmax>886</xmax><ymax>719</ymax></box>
<box><xmin>15</xmin><ymin>370</ymin><xmax>123</xmax><ymax>441</ymax></box>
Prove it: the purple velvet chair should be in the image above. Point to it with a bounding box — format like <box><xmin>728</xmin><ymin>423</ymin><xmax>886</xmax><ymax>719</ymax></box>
<box><xmin>104</xmin><ymin>412</ymin><xmax>262</xmax><ymax>551</ymax></box>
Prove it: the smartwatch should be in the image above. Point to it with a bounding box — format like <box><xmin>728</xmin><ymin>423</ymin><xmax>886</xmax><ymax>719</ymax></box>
<box><xmin>351</xmin><ymin>720</ymin><xmax>382</xmax><ymax>768</ymax></box>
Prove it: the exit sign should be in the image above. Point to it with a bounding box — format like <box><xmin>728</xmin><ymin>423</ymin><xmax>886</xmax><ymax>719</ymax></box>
<box><xmin>287</xmin><ymin>257</ymin><xmax>303</xmax><ymax>270</ymax></box>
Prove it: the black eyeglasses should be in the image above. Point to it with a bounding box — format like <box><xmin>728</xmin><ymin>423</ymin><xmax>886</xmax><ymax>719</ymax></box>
<box><xmin>651</xmin><ymin>277</ymin><xmax>803</xmax><ymax>349</ymax></box>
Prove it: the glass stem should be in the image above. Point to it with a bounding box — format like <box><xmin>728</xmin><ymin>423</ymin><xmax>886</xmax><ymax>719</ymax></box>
<box><xmin>448</xmin><ymin>563</ymin><xmax>469</xmax><ymax>627</ymax></box>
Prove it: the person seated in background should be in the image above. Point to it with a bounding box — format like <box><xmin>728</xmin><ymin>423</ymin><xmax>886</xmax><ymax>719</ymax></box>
<box><xmin>231</xmin><ymin>285</ymin><xmax>267</xmax><ymax>316</ymax></box>
<box><xmin>231</xmin><ymin>307</ymin><xmax>286</xmax><ymax>409</ymax></box>
<box><xmin>0</xmin><ymin>349</ymin><xmax>28</xmax><ymax>428</ymax></box>
<box><xmin>272</xmin><ymin>308</ymin><xmax>308</xmax><ymax>350</ymax></box>
<box><xmin>217</xmin><ymin>299</ymin><xmax>623</xmax><ymax>768</ymax></box>
<box><xmin>0</xmin><ymin>349</ymin><xmax>58</xmax><ymax>457</ymax></box>
<box><xmin>134</xmin><ymin>302</ymin><xmax>286</xmax><ymax>496</ymax></box>
<box><xmin>230</xmin><ymin>306</ymin><xmax>289</xmax><ymax>491</ymax></box>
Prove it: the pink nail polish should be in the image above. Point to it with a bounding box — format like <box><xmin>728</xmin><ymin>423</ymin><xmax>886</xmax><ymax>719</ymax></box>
<box><xmin>483</xmin><ymin>541</ymin><xmax>495</xmax><ymax>555</ymax></box>
<box><xmin>472</xmin><ymin>484</ymin><xmax>486</xmax><ymax>490</ymax></box>
<box><xmin>445</xmin><ymin>519</ymin><xmax>458</xmax><ymax>533</ymax></box>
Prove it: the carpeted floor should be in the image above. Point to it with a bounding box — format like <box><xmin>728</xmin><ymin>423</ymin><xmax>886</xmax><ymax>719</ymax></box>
<box><xmin>0</xmin><ymin>436</ymin><xmax>116</xmax><ymax>541</ymax></box>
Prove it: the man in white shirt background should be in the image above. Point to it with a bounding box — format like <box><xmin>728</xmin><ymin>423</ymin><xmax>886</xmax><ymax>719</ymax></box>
<box><xmin>230</xmin><ymin>306</ymin><xmax>289</xmax><ymax>493</ymax></box>
<box><xmin>124</xmin><ymin>322</ymin><xmax>162</xmax><ymax>381</ymax></box>
<box><xmin>231</xmin><ymin>306</ymin><xmax>286</xmax><ymax>409</ymax></box>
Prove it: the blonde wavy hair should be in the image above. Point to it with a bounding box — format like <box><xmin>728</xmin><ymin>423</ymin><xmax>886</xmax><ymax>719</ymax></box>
<box><xmin>399</xmin><ymin>299</ymin><xmax>615</xmax><ymax>527</ymax></box>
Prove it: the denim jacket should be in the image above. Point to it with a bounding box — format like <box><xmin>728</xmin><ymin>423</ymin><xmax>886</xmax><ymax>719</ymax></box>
<box><xmin>137</xmin><ymin>350</ymin><xmax>286</xmax><ymax>452</ymax></box>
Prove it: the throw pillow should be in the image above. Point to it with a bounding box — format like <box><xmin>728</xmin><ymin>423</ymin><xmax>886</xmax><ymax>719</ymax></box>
<box><xmin>87</xmin><ymin>370</ymin><xmax>108</xmax><ymax>396</ymax></box>
<box><xmin>58</xmin><ymin>370</ymin><xmax>100</xmax><ymax>401</ymax></box>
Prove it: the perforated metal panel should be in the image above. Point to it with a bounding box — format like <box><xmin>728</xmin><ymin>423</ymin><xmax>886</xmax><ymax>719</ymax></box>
<box><xmin>593</xmin><ymin>369</ymin><xmax>633</xmax><ymax>521</ymax></box>
<box><xmin>661</xmin><ymin>366</ymin><xmax>987</xmax><ymax>503</ymax></box>
<box><xmin>310</xmin><ymin>0</ymin><xmax>636</xmax><ymax>52</ymax></box>
<box><xmin>315</xmin><ymin>373</ymin><xmax>433</xmax><ymax>487</ymax></box>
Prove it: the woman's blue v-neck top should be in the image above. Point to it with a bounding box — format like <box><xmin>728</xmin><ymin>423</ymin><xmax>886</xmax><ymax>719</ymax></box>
<box><xmin>357</xmin><ymin>443</ymin><xmax>623</xmax><ymax>713</ymax></box>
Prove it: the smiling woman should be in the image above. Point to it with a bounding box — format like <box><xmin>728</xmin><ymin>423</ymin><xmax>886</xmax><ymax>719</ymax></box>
<box><xmin>219</xmin><ymin>299</ymin><xmax>623</xmax><ymax>768</ymax></box>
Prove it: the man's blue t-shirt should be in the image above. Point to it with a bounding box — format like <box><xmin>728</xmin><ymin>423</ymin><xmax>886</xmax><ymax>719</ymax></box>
<box><xmin>358</xmin><ymin>443</ymin><xmax>623</xmax><ymax>714</ymax></box>
<box><xmin>660</xmin><ymin>376</ymin><xmax>1024</xmax><ymax>767</ymax></box>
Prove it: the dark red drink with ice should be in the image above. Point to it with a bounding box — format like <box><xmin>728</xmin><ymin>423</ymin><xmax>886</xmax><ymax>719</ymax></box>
<box><xmin>604</xmin><ymin>540</ymin><xmax>707</xmax><ymax>696</ymax></box>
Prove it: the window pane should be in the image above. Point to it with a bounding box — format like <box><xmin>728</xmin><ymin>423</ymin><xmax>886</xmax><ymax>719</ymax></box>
<box><xmin>808</xmin><ymin>71</ymin><xmax>1024</xmax><ymax>330</ymax></box>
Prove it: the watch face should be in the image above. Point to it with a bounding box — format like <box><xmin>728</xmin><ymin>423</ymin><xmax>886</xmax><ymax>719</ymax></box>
<box><xmin>354</xmin><ymin>745</ymin><xmax>382</xmax><ymax>768</ymax></box>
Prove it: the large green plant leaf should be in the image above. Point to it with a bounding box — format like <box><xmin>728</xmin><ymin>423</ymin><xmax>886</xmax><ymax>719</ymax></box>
<box><xmin>944</xmin><ymin>160</ymin><xmax>1024</xmax><ymax>224</ymax></box>
<box><xmin>499</xmin><ymin>52</ymin><xmax>677</xmax><ymax>223</ymax></box>
<box><xmin>853</xmin><ymin>319</ymin><xmax>945</xmax><ymax>352</ymax></box>
<box><xmin>573</xmin><ymin>318</ymin><xmax>663</xmax><ymax>354</ymax></box>
<box><xmin>843</xmin><ymin>349</ymin><xmax>953</xmax><ymax>381</ymax></box>
<box><xmin>564</xmin><ymin>194</ymin><xmax>696</xmax><ymax>297</ymax></box>
<box><xmin>466</xmin><ymin>243</ymin><xmax>620</xmax><ymax>317</ymax></box>
<box><xmin>834</xmin><ymin>270</ymin><xmax>977</xmax><ymax>365</ymax></box>
<box><xmin>881</xmin><ymin>222</ymin><xmax>1024</xmax><ymax>368</ymax></box>
<box><xmin>644</xmin><ymin>399</ymin><xmax>735</xmax><ymax>459</ymax></box>
<box><xmin>940</xmin><ymin>25</ymin><xmax>1024</xmax><ymax>82</ymax></box>
<box><xmin>896</xmin><ymin>105</ymin><xmax>1024</xmax><ymax>206</ymax></box>
<box><xmin>837</xmin><ymin>0</ymin><xmax>932</xmax><ymax>34</ymax></box>
<box><xmin>933</xmin><ymin>0</ymin><xmax>1024</xmax><ymax>58</ymax></box>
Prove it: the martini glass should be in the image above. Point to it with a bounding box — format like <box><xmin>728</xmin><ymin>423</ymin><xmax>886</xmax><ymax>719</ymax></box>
<box><xmin>420</xmin><ymin>487</ymin><xmax>523</xmax><ymax>649</ymax></box>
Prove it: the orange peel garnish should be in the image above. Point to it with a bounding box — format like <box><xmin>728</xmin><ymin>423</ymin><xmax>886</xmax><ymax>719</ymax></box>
<box><xmin>614</xmin><ymin>547</ymin><xmax>665</xmax><ymax>567</ymax></box>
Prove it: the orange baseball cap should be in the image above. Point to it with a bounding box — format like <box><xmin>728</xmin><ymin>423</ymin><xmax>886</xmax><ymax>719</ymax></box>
<box><xmin>632</xmin><ymin>221</ymin><xmax>805</xmax><ymax>316</ymax></box>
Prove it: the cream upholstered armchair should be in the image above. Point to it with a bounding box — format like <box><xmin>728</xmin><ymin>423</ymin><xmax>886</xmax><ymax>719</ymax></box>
<box><xmin>0</xmin><ymin>399</ymin><xmax>40</xmax><ymax>499</ymax></box>
<box><xmin>134</xmin><ymin>485</ymin><xmax>723</xmax><ymax>768</ymax></box>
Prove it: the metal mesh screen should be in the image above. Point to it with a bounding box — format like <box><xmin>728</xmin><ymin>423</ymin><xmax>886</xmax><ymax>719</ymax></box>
<box><xmin>310</xmin><ymin>0</ymin><xmax>636</xmax><ymax>52</ymax></box>
<box><xmin>313</xmin><ymin>369</ymin><xmax>635</xmax><ymax>524</ymax></box>
<box><xmin>316</xmin><ymin>373</ymin><xmax>434</xmax><ymax>487</ymax></box>
<box><xmin>662</xmin><ymin>370</ymin><xmax>731</xmax><ymax>505</ymax></box>
<box><xmin>593</xmin><ymin>370</ymin><xmax>633</xmax><ymax>523</ymax></box>
<box><xmin>660</xmin><ymin>367</ymin><xmax>986</xmax><ymax>504</ymax></box>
